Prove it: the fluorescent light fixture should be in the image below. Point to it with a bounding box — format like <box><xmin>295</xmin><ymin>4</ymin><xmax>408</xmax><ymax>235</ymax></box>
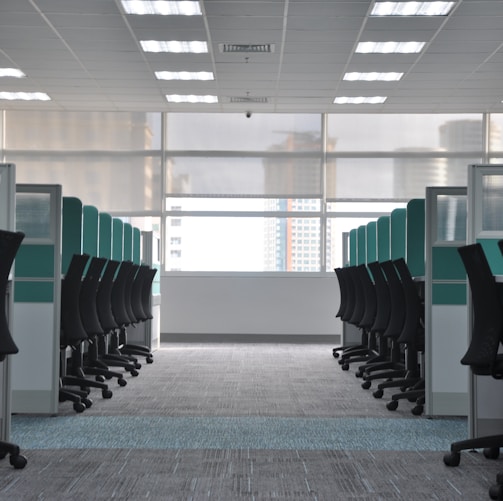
<box><xmin>122</xmin><ymin>1</ymin><xmax>202</xmax><ymax>15</ymax></box>
<box><xmin>141</xmin><ymin>40</ymin><xmax>208</xmax><ymax>53</ymax></box>
<box><xmin>0</xmin><ymin>68</ymin><xmax>26</xmax><ymax>78</ymax></box>
<box><xmin>333</xmin><ymin>96</ymin><xmax>387</xmax><ymax>104</ymax></box>
<box><xmin>371</xmin><ymin>2</ymin><xmax>455</xmax><ymax>16</ymax></box>
<box><xmin>155</xmin><ymin>71</ymin><xmax>214</xmax><ymax>80</ymax></box>
<box><xmin>344</xmin><ymin>72</ymin><xmax>403</xmax><ymax>81</ymax></box>
<box><xmin>356</xmin><ymin>41</ymin><xmax>425</xmax><ymax>54</ymax></box>
<box><xmin>0</xmin><ymin>92</ymin><xmax>50</xmax><ymax>101</ymax></box>
<box><xmin>166</xmin><ymin>94</ymin><xmax>218</xmax><ymax>103</ymax></box>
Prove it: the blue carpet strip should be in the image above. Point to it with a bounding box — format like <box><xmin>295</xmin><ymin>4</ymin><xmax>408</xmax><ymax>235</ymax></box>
<box><xmin>11</xmin><ymin>416</ymin><xmax>467</xmax><ymax>451</ymax></box>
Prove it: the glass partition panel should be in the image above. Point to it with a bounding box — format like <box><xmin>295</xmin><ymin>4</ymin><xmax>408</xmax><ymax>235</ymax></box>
<box><xmin>166</xmin><ymin>113</ymin><xmax>322</xmax><ymax>151</ymax></box>
<box><xmin>482</xmin><ymin>174</ymin><xmax>503</xmax><ymax>232</ymax></box>
<box><xmin>436</xmin><ymin>194</ymin><xmax>467</xmax><ymax>242</ymax></box>
<box><xmin>166</xmin><ymin>156</ymin><xmax>322</xmax><ymax>197</ymax></box>
<box><xmin>327</xmin><ymin>114</ymin><xmax>483</xmax><ymax>152</ymax></box>
<box><xmin>165</xmin><ymin>216</ymin><xmax>320</xmax><ymax>272</ymax></box>
<box><xmin>5</xmin><ymin>111</ymin><xmax>161</xmax><ymax>150</ymax></box>
<box><xmin>16</xmin><ymin>192</ymin><xmax>52</xmax><ymax>240</ymax></box>
<box><xmin>10</xmin><ymin>154</ymin><xmax>161</xmax><ymax>212</ymax></box>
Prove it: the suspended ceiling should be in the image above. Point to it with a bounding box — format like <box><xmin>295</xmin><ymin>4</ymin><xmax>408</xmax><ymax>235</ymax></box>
<box><xmin>0</xmin><ymin>0</ymin><xmax>502</xmax><ymax>114</ymax></box>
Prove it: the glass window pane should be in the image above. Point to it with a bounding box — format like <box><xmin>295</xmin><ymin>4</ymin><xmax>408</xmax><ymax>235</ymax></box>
<box><xmin>326</xmin><ymin>157</ymin><xmax>480</xmax><ymax>200</ymax></box>
<box><xmin>327</xmin><ymin>114</ymin><xmax>483</xmax><ymax>152</ymax></box>
<box><xmin>165</xmin><ymin>216</ymin><xmax>320</xmax><ymax>272</ymax></box>
<box><xmin>436</xmin><ymin>194</ymin><xmax>467</xmax><ymax>242</ymax></box>
<box><xmin>10</xmin><ymin>154</ymin><xmax>161</xmax><ymax>212</ymax></box>
<box><xmin>489</xmin><ymin>115</ymin><xmax>503</xmax><ymax>152</ymax></box>
<box><xmin>166</xmin><ymin>113</ymin><xmax>321</xmax><ymax>151</ymax></box>
<box><xmin>5</xmin><ymin>111</ymin><xmax>162</xmax><ymax>151</ymax></box>
<box><xmin>167</xmin><ymin>156</ymin><xmax>322</xmax><ymax>196</ymax></box>
<box><xmin>482</xmin><ymin>174</ymin><xmax>503</xmax><ymax>232</ymax></box>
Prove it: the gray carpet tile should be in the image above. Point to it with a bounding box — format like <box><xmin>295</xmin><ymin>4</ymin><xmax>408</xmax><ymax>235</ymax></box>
<box><xmin>2</xmin><ymin>343</ymin><xmax>500</xmax><ymax>500</ymax></box>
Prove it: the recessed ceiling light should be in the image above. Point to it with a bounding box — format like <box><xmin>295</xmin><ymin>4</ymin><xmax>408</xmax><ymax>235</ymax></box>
<box><xmin>333</xmin><ymin>96</ymin><xmax>387</xmax><ymax>104</ymax></box>
<box><xmin>356</xmin><ymin>41</ymin><xmax>425</xmax><ymax>54</ymax></box>
<box><xmin>344</xmin><ymin>72</ymin><xmax>403</xmax><ymax>81</ymax></box>
<box><xmin>121</xmin><ymin>1</ymin><xmax>202</xmax><ymax>15</ymax></box>
<box><xmin>166</xmin><ymin>94</ymin><xmax>218</xmax><ymax>103</ymax></box>
<box><xmin>0</xmin><ymin>92</ymin><xmax>50</xmax><ymax>101</ymax></box>
<box><xmin>155</xmin><ymin>71</ymin><xmax>214</xmax><ymax>80</ymax></box>
<box><xmin>141</xmin><ymin>40</ymin><xmax>208</xmax><ymax>53</ymax></box>
<box><xmin>371</xmin><ymin>2</ymin><xmax>455</xmax><ymax>16</ymax></box>
<box><xmin>0</xmin><ymin>68</ymin><xmax>26</xmax><ymax>78</ymax></box>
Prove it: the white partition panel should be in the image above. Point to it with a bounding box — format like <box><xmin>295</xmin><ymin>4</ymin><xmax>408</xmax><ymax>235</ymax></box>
<box><xmin>0</xmin><ymin>164</ymin><xmax>16</xmax><ymax>440</ymax></box>
<box><xmin>425</xmin><ymin>186</ymin><xmax>469</xmax><ymax>416</ymax></box>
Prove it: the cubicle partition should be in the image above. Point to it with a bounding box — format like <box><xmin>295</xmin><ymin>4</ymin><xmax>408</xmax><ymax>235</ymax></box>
<box><xmin>467</xmin><ymin>164</ymin><xmax>503</xmax><ymax>437</ymax></box>
<box><xmin>12</xmin><ymin>184</ymin><xmax>62</xmax><ymax>414</ymax></box>
<box><xmin>366</xmin><ymin>221</ymin><xmax>377</xmax><ymax>264</ymax></box>
<box><xmin>0</xmin><ymin>164</ymin><xmax>16</xmax><ymax>439</ymax></box>
<box><xmin>376</xmin><ymin>216</ymin><xmax>390</xmax><ymax>262</ymax></box>
<box><xmin>425</xmin><ymin>187</ymin><xmax>468</xmax><ymax>416</ymax></box>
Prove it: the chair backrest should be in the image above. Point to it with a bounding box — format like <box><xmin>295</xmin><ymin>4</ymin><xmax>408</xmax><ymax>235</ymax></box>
<box><xmin>334</xmin><ymin>267</ymin><xmax>348</xmax><ymax>319</ymax></box>
<box><xmin>61</xmin><ymin>253</ymin><xmax>90</xmax><ymax>347</ymax></box>
<box><xmin>141</xmin><ymin>267</ymin><xmax>157</xmax><ymax>320</ymax></box>
<box><xmin>0</xmin><ymin>230</ymin><xmax>25</xmax><ymax>359</ymax></box>
<box><xmin>458</xmin><ymin>243</ymin><xmax>503</xmax><ymax>374</ymax></box>
<box><xmin>79</xmin><ymin>256</ymin><xmax>108</xmax><ymax>336</ymax></box>
<box><xmin>123</xmin><ymin>263</ymin><xmax>140</xmax><ymax>324</ymax></box>
<box><xmin>96</xmin><ymin>259</ymin><xmax>120</xmax><ymax>332</ymax></box>
<box><xmin>393</xmin><ymin>257</ymin><xmax>424</xmax><ymax>347</ymax></box>
<box><xmin>367</xmin><ymin>261</ymin><xmax>391</xmax><ymax>333</ymax></box>
<box><xmin>111</xmin><ymin>261</ymin><xmax>134</xmax><ymax>327</ymax></box>
<box><xmin>347</xmin><ymin>266</ymin><xmax>365</xmax><ymax>326</ymax></box>
<box><xmin>131</xmin><ymin>265</ymin><xmax>149</xmax><ymax>322</ymax></box>
<box><xmin>356</xmin><ymin>264</ymin><xmax>377</xmax><ymax>329</ymax></box>
<box><xmin>381</xmin><ymin>260</ymin><xmax>406</xmax><ymax>339</ymax></box>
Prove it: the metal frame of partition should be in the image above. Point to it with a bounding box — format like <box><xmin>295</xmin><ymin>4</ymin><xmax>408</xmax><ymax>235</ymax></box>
<box><xmin>424</xmin><ymin>186</ymin><xmax>468</xmax><ymax>417</ymax></box>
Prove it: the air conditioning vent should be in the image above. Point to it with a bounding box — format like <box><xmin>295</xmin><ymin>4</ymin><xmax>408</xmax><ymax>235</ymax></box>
<box><xmin>229</xmin><ymin>96</ymin><xmax>269</xmax><ymax>104</ymax></box>
<box><xmin>219</xmin><ymin>43</ymin><xmax>275</xmax><ymax>53</ymax></box>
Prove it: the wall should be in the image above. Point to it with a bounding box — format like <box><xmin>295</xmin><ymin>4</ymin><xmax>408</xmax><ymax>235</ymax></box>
<box><xmin>161</xmin><ymin>275</ymin><xmax>341</xmax><ymax>341</ymax></box>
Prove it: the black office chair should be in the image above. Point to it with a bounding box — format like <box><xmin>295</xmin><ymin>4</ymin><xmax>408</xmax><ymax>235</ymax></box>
<box><xmin>444</xmin><ymin>243</ymin><xmax>503</xmax><ymax>468</ymax></box>
<box><xmin>0</xmin><ymin>229</ymin><xmax>27</xmax><ymax>469</ymax></box>
<box><xmin>60</xmin><ymin>254</ymin><xmax>113</xmax><ymax>411</ymax></box>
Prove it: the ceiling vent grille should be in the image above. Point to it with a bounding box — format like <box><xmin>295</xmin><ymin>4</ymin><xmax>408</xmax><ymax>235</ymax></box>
<box><xmin>219</xmin><ymin>43</ymin><xmax>275</xmax><ymax>53</ymax></box>
<box><xmin>230</xmin><ymin>96</ymin><xmax>269</xmax><ymax>104</ymax></box>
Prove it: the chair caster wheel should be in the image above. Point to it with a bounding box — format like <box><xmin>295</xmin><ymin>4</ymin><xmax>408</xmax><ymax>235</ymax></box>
<box><xmin>341</xmin><ymin>364</ymin><xmax>349</xmax><ymax>371</ymax></box>
<box><xmin>411</xmin><ymin>405</ymin><xmax>423</xmax><ymax>416</ymax></box>
<box><xmin>386</xmin><ymin>400</ymin><xmax>399</xmax><ymax>411</ymax></box>
<box><xmin>361</xmin><ymin>381</ymin><xmax>371</xmax><ymax>390</ymax></box>
<box><xmin>118</xmin><ymin>378</ymin><xmax>127</xmax><ymax>387</ymax></box>
<box><xmin>82</xmin><ymin>398</ymin><xmax>93</xmax><ymax>408</ymax></box>
<box><xmin>134</xmin><ymin>362</ymin><xmax>141</xmax><ymax>370</ymax></box>
<box><xmin>333</xmin><ymin>351</ymin><xmax>340</xmax><ymax>359</ymax></box>
<box><xmin>373</xmin><ymin>389</ymin><xmax>384</xmax><ymax>399</ymax></box>
<box><xmin>489</xmin><ymin>483</ymin><xmax>503</xmax><ymax>500</ymax></box>
<box><xmin>484</xmin><ymin>447</ymin><xmax>500</xmax><ymax>460</ymax></box>
<box><xmin>10</xmin><ymin>454</ymin><xmax>27</xmax><ymax>469</ymax></box>
<box><xmin>443</xmin><ymin>452</ymin><xmax>461</xmax><ymax>467</ymax></box>
<box><xmin>102</xmin><ymin>389</ymin><xmax>113</xmax><ymax>399</ymax></box>
<box><xmin>131</xmin><ymin>369</ymin><xmax>139</xmax><ymax>377</ymax></box>
<box><xmin>73</xmin><ymin>401</ymin><xmax>86</xmax><ymax>413</ymax></box>
<box><xmin>96</xmin><ymin>375</ymin><xmax>105</xmax><ymax>383</ymax></box>
<box><xmin>146</xmin><ymin>357</ymin><xmax>154</xmax><ymax>364</ymax></box>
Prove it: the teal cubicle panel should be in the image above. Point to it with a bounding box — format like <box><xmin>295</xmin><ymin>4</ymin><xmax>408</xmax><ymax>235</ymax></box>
<box><xmin>406</xmin><ymin>199</ymin><xmax>425</xmax><ymax>277</ymax></box>
<box><xmin>112</xmin><ymin>218</ymin><xmax>124</xmax><ymax>261</ymax></box>
<box><xmin>425</xmin><ymin>186</ymin><xmax>468</xmax><ymax>418</ymax></box>
<box><xmin>133</xmin><ymin>227</ymin><xmax>141</xmax><ymax>264</ymax></box>
<box><xmin>83</xmin><ymin>205</ymin><xmax>99</xmax><ymax>257</ymax></box>
<box><xmin>13</xmin><ymin>184</ymin><xmax>62</xmax><ymax>414</ymax></box>
<box><xmin>349</xmin><ymin>229</ymin><xmax>357</xmax><ymax>266</ymax></box>
<box><xmin>62</xmin><ymin>197</ymin><xmax>83</xmax><ymax>275</ymax></box>
<box><xmin>377</xmin><ymin>216</ymin><xmax>390</xmax><ymax>262</ymax></box>
<box><xmin>390</xmin><ymin>208</ymin><xmax>406</xmax><ymax>260</ymax></box>
<box><xmin>123</xmin><ymin>223</ymin><xmax>133</xmax><ymax>261</ymax></box>
<box><xmin>357</xmin><ymin>225</ymin><xmax>366</xmax><ymax>265</ymax></box>
<box><xmin>98</xmin><ymin>213</ymin><xmax>112</xmax><ymax>259</ymax></box>
<box><xmin>366</xmin><ymin>221</ymin><xmax>377</xmax><ymax>264</ymax></box>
